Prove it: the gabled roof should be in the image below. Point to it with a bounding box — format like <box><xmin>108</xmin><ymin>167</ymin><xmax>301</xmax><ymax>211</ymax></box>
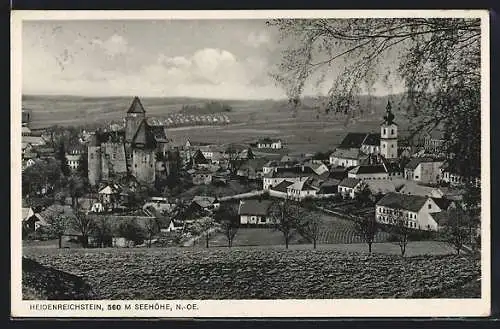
<box><xmin>331</xmin><ymin>148</ymin><xmax>365</xmax><ymax>160</ymax></box>
<box><xmin>431</xmin><ymin>212</ymin><xmax>449</xmax><ymax>226</ymax></box>
<box><xmin>258</xmin><ymin>138</ymin><xmax>280</xmax><ymax>144</ymax></box>
<box><xmin>349</xmin><ymin>164</ymin><xmax>387</xmax><ymax>175</ymax></box>
<box><xmin>238</xmin><ymin>200</ymin><xmax>273</xmax><ymax>216</ymax></box>
<box><xmin>361</xmin><ymin>133</ymin><xmax>380</xmax><ymax>146</ymax></box>
<box><xmin>132</xmin><ymin>119</ymin><xmax>157</xmax><ymax>149</ymax></box>
<box><xmin>431</xmin><ymin>197</ymin><xmax>454</xmax><ymax>211</ymax></box>
<box><xmin>127</xmin><ymin>96</ymin><xmax>146</xmax><ymax>114</ymax></box>
<box><xmin>339</xmin><ymin>177</ymin><xmax>362</xmax><ymax>189</ymax></box>
<box><xmin>192</xmin><ymin>196</ymin><xmax>217</xmax><ymax>208</ymax></box>
<box><xmin>270</xmin><ymin>180</ymin><xmax>294</xmax><ymax>193</ymax></box>
<box><xmin>149</xmin><ymin>126</ymin><xmax>168</xmax><ymax>143</ymax></box>
<box><xmin>376</xmin><ymin>192</ymin><xmax>430</xmax><ymax>212</ymax></box>
<box><xmin>338</xmin><ymin>133</ymin><xmax>368</xmax><ymax>149</ymax></box>
<box><xmin>405</xmin><ymin>157</ymin><xmax>444</xmax><ymax>170</ymax></box>
<box><xmin>287</xmin><ymin>177</ymin><xmax>317</xmax><ymax>192</ymax></box>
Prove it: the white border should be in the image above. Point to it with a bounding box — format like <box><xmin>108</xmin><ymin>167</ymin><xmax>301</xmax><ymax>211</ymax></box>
<box><xmin>10</xmin><ymin>10</ymin><xmax>491</xmax><ymax>318</ymax></box>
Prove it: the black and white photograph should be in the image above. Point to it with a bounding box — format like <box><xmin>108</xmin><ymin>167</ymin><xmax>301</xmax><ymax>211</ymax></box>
<box><xmin>11</xmin><ymin>10</ymin><xmax>490</xmax><ymax>317</ymax></box>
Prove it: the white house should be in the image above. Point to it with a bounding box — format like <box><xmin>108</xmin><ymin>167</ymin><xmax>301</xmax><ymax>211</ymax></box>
<box><xmin>338</xmin><ymin>177</ymin><xmax>365</xmax><ymax>199</ymax></box>
<box><xmin>360</xmin><ymin>133</ymin><xmax>381</xmax><ymax>155</ymax></box>
<box><xmin>375</xmin><ymin>192</ymin><xmax>442</xmax><ymax>231</ymax></box>
<box><xmin>269</xmin><ymin>180</ymin><xmax>294</xmax><ymax>198</ymax></box>
<box><xmin>286</xmin><ymin>177</ymin><xmax>319</xmax><ymax>201</ymax></box>
<box><xmin>329</xmin><ymin>148</ymin><xmax>367</xmax><ymax>167</ymax></box>
<box><xmin>238</xmin><ymin>199</ymin><xmax>274</xmax><ymax>225</ymax></box>
<box><xmin>404</xmin><ymin>157</ymin><xmax>444</xmax><ymax>184</ymax></box>
<box><xmin>257</xmin><ymin>138</ymin><xmax>283</xmax><ymax>149</ymax></box>
<box><xmin>262</xmin><ymin>169</ymin><xmax>311</xmax><ymax>190</ymax></box>
<box><xmin>192</xmin><ymin>196</ymin><xmax>220</xmax><ymax>212</ymax></box>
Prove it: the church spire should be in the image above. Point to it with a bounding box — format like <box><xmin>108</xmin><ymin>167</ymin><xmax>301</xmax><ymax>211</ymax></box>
<box><xmin>383</xmin><ymin>99</ymin><xmax>395</xmax><ymax>125</ymax></box>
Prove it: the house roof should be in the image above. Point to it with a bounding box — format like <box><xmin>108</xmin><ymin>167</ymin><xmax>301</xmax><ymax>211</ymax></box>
<box><xmin>127</xmin><ymin>96</ymin><xmax>146</xmax><ymax>114</ymax></box>
<box><xmin>22</xmin><ymin>136</ymin><xmax>45</xmax><ymax>145</ymax></box>
<box><xmin>361</xmin><ymin>133</ymin><xmax>380</xmax><ymax>146</ymax></box>
<box><xmin>331</xmin><ymin>148</ymin><xmax>365</xmax><ymax>160</ymax></box>
<box><xmin>98</xmin><ymin>185</ymin><xmax>118</xmax><ymax>195</ymax></box>
<box><xmin>366</xmin><ymin>179</ymin><xmax>405</xmax><ymax>195</ymax></box>
<box><xmin>22</xmin><ymin>207</ymin><xmax>34</xmax><ymax>220</ymax></box>
<box><xmin>270</xmin><ymin>180</ymin><xmax>294</xmax><ymax>193</ymax></box>
<box><xmin>399</xmin><ymin>182</ymin><xmax>435</xmax><ymax>197</ymax></box>
<box><xmin>431</xmin><ymin>197</ymin><xmax>454</xmax><ymax>211</ymax></box>
<box><xmin>287</xmin><ymin>177</ymin><xmax>317</xmax><ymax>192</ymax></box>
<box><xmin>339</xmin><ymin>177</ymin><xmax>362</xmax><ymax>189</ymax></box>
<box><xmin>376</xmin><ymin>192</ymin><xmax>430</xmax><ymax>212</ymax></box>
<box><xmin>405</xmin><ymin>157</ymin><xmax>443</xmax><ymax>170</ymax></box>
<box><xmin>338</xmin><ymin>133</ymin><xmax>368</xmax><ymax>149</ymax></box>
<box><xmin>192</xmin><ymin>196</ymin><xmax>217</xmax><ymax>208</ymax></box>
<box><xmin>431</xmin><ymin>212</ymin><xmax>449</xmax><ymax>226</ymax></box>
<box><xmin>37</xmin><ymin>204</ymin><xmax>76</xmax><ymax>222</ymax></box>
<box><xmin>258</xmin><ymin>138</ymin><xmax>280</xmax><ymax>144</ymax></box>
<box><xmin>238</xmin><ymin>200</ymin><xmax>273</xmax><ymax>216</ymax></box>
<box><xmin>349</xmin><ymin>164</ymin><xmax>387</xmax><ymax>175</ymax></box>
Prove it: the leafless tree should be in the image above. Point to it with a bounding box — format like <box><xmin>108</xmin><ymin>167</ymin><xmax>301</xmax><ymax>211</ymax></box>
<box><xmin>214</xmin><ymin>204</ymin><xmax>239</xmax><ymax>248</ymax></box>
<box><xmin>441</xmin><ymin>206</ymin><xmax>471</xmax><ymax>256</ymax></box>
<box><xmin>71</xmin><ymin>209</ymin><xmax>95</xmax><ymax>248</ymax></box>
<box><xmin>93</xmin><ymin>215</ymin><xmax>113</xmax><ymax>248</ymax></box>
<box><xmin>294</xmin><ymin>199</ymin><xmax>323</xmax><ymax>249</ymax></box>
<box><xmin>388</xmin><ymin>211</ymin><xmax>410</xmax><ymax>257</ymax></box>
<box><xmin>190</xmin><ymin>216</ymin><xmax>220</xmax><ymax>248</ymax></box>
<box><xmin>353</xmin><ymin>215</ymin><xmax>378</xmax><ymax>253</ymax></box>
<box><xmin>269</xmin><ymin>198</ymin><xmax>298</xmax><ymax>249</ymax></box>
<box><xmin>47</xmin><ymin>214</ymin><xmax>69</xmax><ymax>249</ymax></box>
<box><xmin>267</xmin><ymin>18</ymin><xmax>481</xmax><ymax>183</ymax></box>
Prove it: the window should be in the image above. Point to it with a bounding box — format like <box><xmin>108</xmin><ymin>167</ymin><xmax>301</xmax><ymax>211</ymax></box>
<box><xmin>391</xmin><ymin>129</ymin><xmax>394</xmax><ymax>135</ymax></box>
<box><xmin>383</xmin><ymin>128</ymin><xmax>387</xmax><ymax>135</ymax></box>
<box><xmin>382</xmin><ymin>144</ymin><xmax>386</xmax><ymax>148</ymax></box>
<box><xmin>428</xmin><ymin>204</ymin><xmax>432</xmax><ymax>209</ymax></box>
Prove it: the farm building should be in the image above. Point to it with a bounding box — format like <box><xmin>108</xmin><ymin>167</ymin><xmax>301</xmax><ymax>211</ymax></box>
<box><xmin>238</xmin><ymin>199</ymin><xmax>274</xmax><ymax>226</ymax></box>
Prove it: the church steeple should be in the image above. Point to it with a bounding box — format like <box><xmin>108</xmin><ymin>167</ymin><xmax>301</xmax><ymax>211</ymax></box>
<box><xmin>383</xmin><ymin>100</ymin><xmax>395</xmax><ymax>125</ymax></box>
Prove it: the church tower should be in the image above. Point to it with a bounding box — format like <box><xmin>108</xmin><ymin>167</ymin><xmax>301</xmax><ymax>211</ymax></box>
<box><xmin>125</xmin><ymin>96</ymin><xmax>146</xmax><ymax>144</ymax></box>
<box><xmin>380</xmin><ymin>100</ymin><xmax>398</xmax><ymax>159</ymax></box>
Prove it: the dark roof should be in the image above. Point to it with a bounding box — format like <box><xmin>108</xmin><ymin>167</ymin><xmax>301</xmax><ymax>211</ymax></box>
<box><xmin>350</xmin><ymin>165</ymin><xmax>387</xmax><ymax>174</ymax></box>
<box><xmin>258</xmin><ymin>138</ymin><xmax>280</xmax><ymax>144</ymax></box>
<box><xmin>431</xmin><ymin>198</ymin><xmax>454</xmax><ymax>211</ymax></box>
<box><xmin>132</xmin><ymin>120</ymin><xmax>157</xmax><ymax>149</ymax></box>
<box><xmin>270</xmin><ymin>180</ymin><xmax>294</xmax><ymax>193</ymax></box>
<box><xmin>127</xmin><ymin>96</ymin><xmax>146</xmax><ymax>114</ymax></box>
<box><xmin>338</xmin><ymin>133</ymin><xmax>368</xmax><ymax>149</ymax></box>
<box><xmin>432</xmin><ymin>212</ymin><xmax>449</xmax><ymax>226</ymax></box>
<box><xmin>91</xmin><ymin>130</ymin><xmax>126</xmax><ymax>146</ymax></box>
<box><xmin>362</xmin><ymin>133</ymin><xmax>380</xmax><ymax>146</ymax></box>
<box><xmin>238</xmin><ymin>200</ymin><xmax>273</xmax><ymax>216</ymax></box>
<box><xmin>376</xmin><ymin>192</ymin><xmax>429</xmax><ymax>212</ymax></box>
<box><xmin>405</xmin><ymin>157</ymin><xmax>443</xmax><ymax>170</ymax></box>
<box><xmin>192</xmin><ymin>149</ymin><xmax>208</xmax><ymax>164</ymax></box>
<box><xmin>339</xmin><ymin>177</ymin><xmax>362</xmax><ymax>189</ymax></box>
<box><xmin>150</xmin><ymin>125</ymin><xmax>168</xmax><ymax>142</ymax></box>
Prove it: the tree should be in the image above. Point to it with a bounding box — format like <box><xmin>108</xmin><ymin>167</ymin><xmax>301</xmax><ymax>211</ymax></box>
<box><xmin>441</xmin><ymin>206</ymin><xmax>471</xmax><ymax>256</ymax></box>
<box><xmin>144</xmin><ymin>217</ymin><xmax>161</xmax><ymax>248</ymax></box>
<box><xmin>93</xmin><ymin>215</ymin><xmax>113</xmax><ymax>248</ymax></box>
<box><xmin>47</xmin><ymin>214</ymin><xmax>69</xmax><ymax>249</ymax></box>
<box><xmin>67</xmin><ymin>174</ymin><xmax>86</xmax><ymax>209</ymax></box>
<box><xmin>353</xmin><ymin>215</ymin><xmax>378</xmax><ymax>253</ymax></box>
<box><xmin>269</xmin><ymin>198</ymin><xmax>298</xmax><ymax>249</ymax></box>
<box><xmin>118</xmin><ymin>218</ymin><xmax>146</xmax><ymax>246</ymax></box>
<box><xmin>354</xmin><ymin>185</ymin><xmax>373</xmax><ymax>207</ymax></box>
<box><xmin>70</xmin><ymin>209</ymin><xmax>95</xmax><ymax>248</ymax></box>
<box><xmin>190</xmin><ymin>216</ymin><xmax>220</xmax><ymax>248</ymax></box>
<box><xmin>22</xmin><ymin>159</ymin><xmax>63</xmax><ymax>197</ymax></box>
<box><xmin>388</xmin><ymin>211</ymin><xmax>410</xmax><ymax>257</ymax></box>
<box><xmin>225</xmin><ymin>144</ymin><xmax>244</xmax><ymax>175</ymax></box>
<box><xmin>294</xmin><ymin>199</ymin><xmax>323</xmax><ymax>249</ymax></box>
<box><xmin>57</xmin><ymin>142</ymin><xmax>71</xmax><ymax>177</ymax></box>
<box><xmin>214</xmin><ymin>204</ymin><xmax>239</xmax><ymax>247</ymax></box>
<box><xmin>268</xmin><ymin>18</ymin><xmax>481</xmax><ymax>180</ymax></box>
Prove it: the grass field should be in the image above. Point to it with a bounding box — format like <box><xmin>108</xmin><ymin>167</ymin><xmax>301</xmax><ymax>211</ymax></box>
<box><xmin>22</xmin><ymin>246</ymin><xmax>480</xmax><ymax>300</ymax></box>
<box><xmin>22</xmin><ymin>94</ymin><xmax>414</xmax><ymax>154</ymax></box>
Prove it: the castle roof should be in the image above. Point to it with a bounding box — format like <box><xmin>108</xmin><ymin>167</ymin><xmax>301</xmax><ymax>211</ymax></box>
<box><xmin>131</xmin><ymin>119</ymin><xmax>157</xmax><ymax>149</ymax></box>
<box><xmin>127</xmin><ymin>96</ymin><xmax>146</xmax><ymax>114</ymax></box>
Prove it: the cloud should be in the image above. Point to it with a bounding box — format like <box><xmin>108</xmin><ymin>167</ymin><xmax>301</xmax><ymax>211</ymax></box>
<box><xmin>90</xmin><ymin>34</ymin><xmax>129</xmax><ymax>57</ymax></box>
<box><xmin>246</xmin><ymin>31</ymin><xmax>271</xmax><ymax>48</ymax></box>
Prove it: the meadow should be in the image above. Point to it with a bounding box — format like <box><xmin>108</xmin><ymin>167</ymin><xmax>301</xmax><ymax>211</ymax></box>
<box><xmin>22</xmin><ymin>94</ymin><xmax>413</xmax><ymax>153</ymax></box>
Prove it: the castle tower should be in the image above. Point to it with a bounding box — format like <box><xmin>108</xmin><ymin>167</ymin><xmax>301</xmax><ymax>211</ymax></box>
<box><xmin>380</xmin><ymin>100</ymin><xmax>398</xmax><ymax>159</ymax></box>
<box><xmin>87</xmin><ymin>134</ymin><xmax>102</xmax><ymax>186</ymax></box>
<box><xmin>125</xmin><ymin>96</ymin><xmax>146</xmax><ymax>144</ymax></box>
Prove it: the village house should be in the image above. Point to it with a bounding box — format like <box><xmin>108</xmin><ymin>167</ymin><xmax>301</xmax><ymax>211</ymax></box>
<box><xmin>65</xmin><ymin>144</ymin><xmax>86</xmax><ymax>171</ymax></box>
<box><xmin>191</xmin><ymin>196</ymin><xmax>220</xmax><ymax>212</ymax></box>
<box><xmin>262</xmin><ymin>166</ymin><xmax>317</xmax><ymax>190</ymax></box>
<box><xmin>97</xmin><ymin>184</ymin><xmax>121</xmax><ymax>211</ymax></box>
<box><xmin>256</xmin><ymin>138</ymin><xmax>283</xmax><ymax>149</ymax></box>
<box><xmin>192</xmin><ymin>169</ymin><xmax>213</xmax><ymax>185</ymax></box>
<box><xmin>439</xmin><ymin>161</ymin><xmax>480</xmax><ymax>187</ymax></box>
<box><xmin>238</xmin><ymin>199</ymin><xmax>274</xmax><ymax>226</ymax></box>
<box><xmin>423</xmin><ymin>127</ymin><xmax>446</xmax><ymax>153</ymax></box>
<box><xmin>236</xmin><ymin>158</ymin><xmax>268</xmax><ymax>180</ymax></box>
<box><xmin>360</xmin><ymin>133</ymin><xmax>381</xmax><ymax>155</ymax></box>
<box><xmin>22</xmin><ymin>135</ymin><xmax>46</xmax><ymax>147</ymax></box>
<box><xmin>365</xmin><ymin>179</ymin><xmax>406</xmax><ymax>196</ymax></box>
<box><xmin>404</xmin><ymin>157</ymin><xmax>444</xmax><ymax>184</ymax></box>
<box><xmin>269</xmin><ymin>180</ymin><xmax>294</xmax><ymax>198</ymax></box>
<box><xmin>329</xmin><ymin>148</ymin><xmax>368</xmax><ymax>168</ymax></box>
<box><xmin>286</xmin><ymin>177</ymin><xmax>319</xmax><ymax>201</ymax></box>
<box><xmin>338</xmin><ymin>177</ymin><xmax>366</xmax><ymax>199</ymax></box>
<box><xmin>375</xmin><ymin>192</ymin><xmax>443</xmax><ymax>231</ymax></box>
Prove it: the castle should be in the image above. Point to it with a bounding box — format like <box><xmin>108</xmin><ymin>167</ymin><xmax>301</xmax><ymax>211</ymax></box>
<box><xmin>88</xmin><ymin>97</ymin><xmax>179</xmax><ymax>186</ymax></box>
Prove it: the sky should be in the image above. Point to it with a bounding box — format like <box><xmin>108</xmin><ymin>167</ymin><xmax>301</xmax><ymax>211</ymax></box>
<box><xmin>22</xmin><ymin>20</ymin><xmax>403</xmax><ymax>100</ymax></box>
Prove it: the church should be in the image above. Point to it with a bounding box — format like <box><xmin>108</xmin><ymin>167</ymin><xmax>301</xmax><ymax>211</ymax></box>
<box><xmin>329</xmin><ymin>100</ymin><xmax>402</xmax><ymax>176</ymax></box>
<box><xmin>88</xmin><ymin>97</ymin><xmax>179</xmax><ymax>186</ymax></box>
